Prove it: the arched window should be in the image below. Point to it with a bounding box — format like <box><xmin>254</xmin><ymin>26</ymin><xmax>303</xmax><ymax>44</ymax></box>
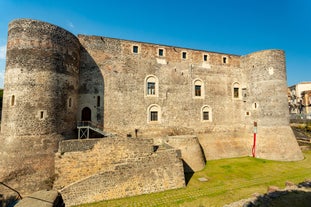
<box><xmin>145</xmin><ymin>75</ymin><xmax>159</xmax><ymax>97</ymax></box>
<box><xmin>201</xmin><ymin>105</ymin><xmax>212</xmax><ymax>122</ymax></box>
<box><xmin>193</xmin><ymin>79</ymin><xmax>204</xmax><ymax>98</ymax></box>
<box><xmin>147</xmin><ymin>104</ymin><xmax>161</xmax><ymax>123</ymax></box>
<box><xmin>232</xmin><ymin>82</ymin><xmax>241</xmax><ymax>99</ymax></box>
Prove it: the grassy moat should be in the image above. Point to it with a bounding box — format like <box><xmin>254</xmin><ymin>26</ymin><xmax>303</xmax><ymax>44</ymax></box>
<box><xmin>75</xmin><ymin>140</ymin><xmax>311</xmax><ymax>207</ymax></box>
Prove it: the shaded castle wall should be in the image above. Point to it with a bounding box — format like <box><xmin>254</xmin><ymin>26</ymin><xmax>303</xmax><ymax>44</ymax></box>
<box><xmin>54</xmin><ymin>138</ymin><xmax>185</xmax><ymax>206</ymax></box>
<box><xmin>0</xmin><ymin>19</ymin><xmax>81</xmax><ymax>194</ymax></box>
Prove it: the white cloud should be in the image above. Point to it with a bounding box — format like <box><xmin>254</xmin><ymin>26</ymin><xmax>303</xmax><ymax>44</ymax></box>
<box><xmin>0</xmin><ymin>45</ymin><xmax>6</xmax><ymax>60</ymax></box>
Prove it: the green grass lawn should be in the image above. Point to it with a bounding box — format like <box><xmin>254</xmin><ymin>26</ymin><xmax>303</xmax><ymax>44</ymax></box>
<box><xmin>75</xmin><ymin>150</ymin><xmax>311</xmax><ymax>207</ymax></box>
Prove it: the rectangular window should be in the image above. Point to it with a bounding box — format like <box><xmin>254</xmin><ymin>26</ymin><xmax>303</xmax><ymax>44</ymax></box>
<box><xmin>158</xmin><ymin>49</ymin><xmax>164</xmax><ymax>56</ymax></box>
<box><xmin>150</xmin><ymin>111</ymin><xmax>158</xmax><ymax>121</ymax></box>
<box><xmin>203</xmin><ymin>111</ymin><xmax>209</xmax><ymax>121</ymax></box>
<box><xmin>97</xmin><ymin>96</ymin><xmax>100</xmax><ymax>107</ymax></box>
<box><xmin>234</xmin><ymin>88</ymin><xmax>239</xmax><ymax>98</ymax></box>
<box><xmin>203</xmin><ymin>55</ymin><xmax>208</xmax><ymax>61</ymax></box>
<box><xmin>223</xmin><ymin>56</ymin><xmax>227</xmax><ymax>64</ymax></box>
<box><xmin>133</xmin><ymin>45</ymin><xmax>138</xmax><ymax>53</ymax></box>
<box><xmin>147</xmin><ymin>82</ymin><xmax>155</xmax><ymax>95</ymax></box>
<box><xmin>182</xmin><ymin>52</ymin><xmax>187</xmax><ymax>59</ymax></box>
<box><xmin>195</xmin><ymin>85</ymin><xmax>201</xmax><ymax>96</ymax></box>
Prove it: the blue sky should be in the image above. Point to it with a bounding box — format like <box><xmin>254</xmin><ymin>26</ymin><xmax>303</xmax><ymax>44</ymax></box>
<box><xmin>0</xmin><ymin>0</ymin><xmax>310</xmax><ymax>87</ymax></box>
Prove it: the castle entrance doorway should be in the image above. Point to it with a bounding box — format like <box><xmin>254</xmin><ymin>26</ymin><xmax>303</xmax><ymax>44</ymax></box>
<box><xmin>81</xmin><ymin>107</ymin><xmax>91</xmax><ymax>121</ymax></box>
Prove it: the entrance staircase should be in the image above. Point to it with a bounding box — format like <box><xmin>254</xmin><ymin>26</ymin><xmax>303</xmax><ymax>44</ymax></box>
<box><xmin>77</xmin><ymin>121</ymin><xmax>114</xmax><ymax>139</ymax></box>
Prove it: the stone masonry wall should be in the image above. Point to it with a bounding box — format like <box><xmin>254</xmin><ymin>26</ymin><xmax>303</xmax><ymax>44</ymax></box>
<box><xmin>54</xmin><ymin>138</ymin><xmax>185</xmax><ymax>206</ymax></box>
<box><xmin>78</xmin><ymin>35</ymin><xmax>247</xmax><ymax>138</ymax></box>
<box><xmin>54</xmin><ymin>137</ymin><xmax>155</xmax><ymax>189</ymax></box>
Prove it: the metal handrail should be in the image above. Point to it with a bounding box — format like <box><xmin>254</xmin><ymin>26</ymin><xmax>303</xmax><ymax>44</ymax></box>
<box><xmin>0</xmin><ymin>182</ymin><xmax>22</xmax><ymax>199</ymax></box>
<box><xmin>77</xmin><ymin>121</ymin><xmax>103</xmax><ymax>131</ymax></box>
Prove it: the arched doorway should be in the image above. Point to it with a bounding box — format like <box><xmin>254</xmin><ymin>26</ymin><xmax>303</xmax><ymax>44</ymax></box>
<box><xmin>81</xmin><ymin>107</ymin><xmax>91</xmax><ymax>122</ymax></box>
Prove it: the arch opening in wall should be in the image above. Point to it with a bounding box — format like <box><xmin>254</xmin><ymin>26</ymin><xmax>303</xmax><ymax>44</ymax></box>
<box><xmin>193</xmin><ymin>79</ymin><xmax>204</xmax><ymax>99</ymax></box>
<box><xmin>147</xmin><ymin>104</ymin><xmax>161</xmax><ymax>123</ymax></box>
<box><xmin>145</xmin><ymin>75</ymin><xmax>159</xmax><ymax>97</ymax></box>
<box><xmin>201</xmin><ymin>105</ymin><xmax>212</xmax><ymax>122</ymax></box>
<box><xmin>81</xmin><ymin>107</ymin><xmax>92</xmax><ymax>122</ymax></box>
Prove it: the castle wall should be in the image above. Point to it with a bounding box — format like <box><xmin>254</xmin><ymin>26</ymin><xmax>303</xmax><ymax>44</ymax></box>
<box><xmin>241</xmin><ymin>50</ymin><xmax>303</xmax><ymax>160</ymax></box>
<box><xmin>0</xmin><ymin>18</ymin><xmax>304</xmax><ymax>201</ymax></box>
<box><xmin>0</xmin><ymin>19</ymin><xmax>81</xmax><ymax>194</ymax></box>
<box><xmin>54</xmin><ymin>138</ymin><xmax>185</xmax><ymax>206</ymax></box>
<box><xmin>2</xmin><ymin>19</ymin><xmax>80</xmax><ymax>137</ymax></box>
<box><xmin>78</xmin><ymin>35</ymin><xmax>249</xmax><ymax>137</ymax></box>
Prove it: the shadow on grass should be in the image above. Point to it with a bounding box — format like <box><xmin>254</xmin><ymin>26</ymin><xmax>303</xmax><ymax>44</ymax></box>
<box><xmin>246</xmin><ymin>190</ymin><xmax>311</xmax><ymax>207</ymax></box>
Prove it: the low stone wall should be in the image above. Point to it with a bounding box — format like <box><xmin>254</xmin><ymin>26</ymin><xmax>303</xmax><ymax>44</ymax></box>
<box><xmin>198</xmin><ymin>125</ymin><xmax>303</xmax><ymax>161</ymax></box>
<box><xmin>54</xmin><ymin>137</ymin><xmax>154</xmax><ymax>189</ymax></box>
<box><xmin>54</xmin><ymin>137</ymin><xmax>185</xmax><ymax>206</ymax></box>
<box><xmin>162</xmin><ymin>135</ymin><xmax>206</xmax><ymax>172</ymax></box>
<box><xmin>58</xmin><ymin>139</ymin><xmax>100</xmax><ymax>153</ymax></box>
<box><xmin>61</xmin><ymin>149</ymin><xmax>185</xmax><ymax>206</ymax></box>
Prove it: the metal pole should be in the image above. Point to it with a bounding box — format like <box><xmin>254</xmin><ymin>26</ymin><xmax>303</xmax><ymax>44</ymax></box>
<box><xmin>252</xmin><ymin>121</ymin><xmax>257</xmax><ymax>157</ymax></box>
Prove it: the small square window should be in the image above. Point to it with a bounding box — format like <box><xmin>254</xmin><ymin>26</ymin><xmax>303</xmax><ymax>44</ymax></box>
<box><xmin>133</xmin><ymin>45</ymin><xmax>139</xmax><ymax>53</ymax></box>
<box><xmin>158</xmin><ymin>49</ymin><xmax>164</xmax><ymax>56</ymax></box>
<box><xmin>223</xmin><ymin>56</ymin><xmax>227</xmax><ymax>64</ymax></box>
<box><xmin>182</xmin><ymin>52</ymin><xmax>187</xmax><ymax>59</ymax></box>
<box><xmin>203</xmin><ymin>111</ymin><xmax>209</xmax><ymax>121</ymax></box>
<box><xmin>150</xmin><ymin>111</ymin><xmax>158</xmax><ymax>121</ymax></box>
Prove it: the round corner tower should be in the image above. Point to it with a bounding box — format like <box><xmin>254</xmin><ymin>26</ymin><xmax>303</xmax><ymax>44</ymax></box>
<box><xmin>243</xmin><ymin>49</ymin><xmax>303</xmax><ymax>161</ymax></box>
<box><xmin>0</xmin><ymin>19</ymin><xmax>81</xmax><ymax>194</ymax></box>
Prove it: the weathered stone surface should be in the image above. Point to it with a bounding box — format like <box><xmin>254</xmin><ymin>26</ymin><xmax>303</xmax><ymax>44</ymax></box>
<box><xmin>162</xmin><ymin>135</ymin><xmax>206</xmax><ymax>172</ymax></box>
<box><xmin>55</xmin><ymin>137</ymin><xmax>185</xmax><ymax>206</ymax></box>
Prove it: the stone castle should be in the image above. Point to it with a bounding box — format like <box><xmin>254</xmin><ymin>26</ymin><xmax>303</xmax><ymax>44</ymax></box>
<box><xmin>0</xmin><ymin>19</ymin><xmax>303</xmax><ymax>206</ymax></box>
